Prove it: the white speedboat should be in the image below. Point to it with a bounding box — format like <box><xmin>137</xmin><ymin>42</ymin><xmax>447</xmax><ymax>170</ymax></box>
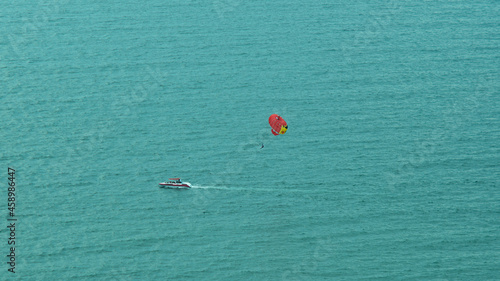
<box><xmin>159</xmin><ymin>178</ymin><xmax>192</xmax><ymax>189</ymax></box>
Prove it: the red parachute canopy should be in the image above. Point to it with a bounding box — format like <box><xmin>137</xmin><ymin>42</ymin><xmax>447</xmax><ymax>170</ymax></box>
<box><xmin>269</xmin><ymin>114</ymin><xmax>288</xmax><ymax>135</ymax></box>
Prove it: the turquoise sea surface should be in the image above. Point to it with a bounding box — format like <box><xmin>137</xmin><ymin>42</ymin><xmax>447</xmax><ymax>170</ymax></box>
<box><xmin>1</xmin><ymin>0</ymin><xmax>499</xmax><ymax>280</ymax></box>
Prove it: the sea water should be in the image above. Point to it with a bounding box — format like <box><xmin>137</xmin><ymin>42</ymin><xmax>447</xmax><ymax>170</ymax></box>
<box><xmin>1</xmin><ymin>0</ymin><xmax>499</xmax><ymax>280</ymax></box>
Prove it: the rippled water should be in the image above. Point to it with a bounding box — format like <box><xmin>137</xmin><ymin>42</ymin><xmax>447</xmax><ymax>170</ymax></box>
<box><xmin>1</xmin><ymin>0</ymin><xmax>499</xmax><ymax>280</ymax></box>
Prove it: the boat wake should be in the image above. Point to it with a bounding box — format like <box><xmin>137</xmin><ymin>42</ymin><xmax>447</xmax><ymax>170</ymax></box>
<box><xmin>190</xmin><ymin>185</ymin><xmax>231</xmax><ymax>190</ymax></box>
<box><xmin>190</xmin><ymin>185</ymin><xmax>308</xmax><ymax>193</ymax></box>
<box><xmin>191</xmin><ymin>185</ymin><xmax>265</xmax><ymax>191</ymax></box>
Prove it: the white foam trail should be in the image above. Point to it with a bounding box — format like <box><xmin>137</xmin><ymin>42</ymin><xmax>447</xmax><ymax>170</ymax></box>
<box><xmin>191</xmin><ymin>185</ymin><xmax>258</xmax><ymax>191</ymax></box>
<box><xmin>190</xmin><ymin>185</ymin><xmax>309</xmax><ymax>193</ymax></box>
<box><xmin>191</xmin><ymin>185</ymin><xmax>231</xmax><ymax>190</ymax></box>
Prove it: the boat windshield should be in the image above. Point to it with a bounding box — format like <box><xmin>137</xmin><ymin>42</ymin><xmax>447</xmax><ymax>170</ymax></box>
<box><xmin>167</xmin><ymin>180</ymin><xmax>182</xmax><ymax>183</ymax></box>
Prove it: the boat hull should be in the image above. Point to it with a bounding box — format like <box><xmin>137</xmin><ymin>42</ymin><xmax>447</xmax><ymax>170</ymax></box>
<box><xmin>159</xmin><ymin>183</ymin><xmax>191</xmax><ymax>189</ymax></box>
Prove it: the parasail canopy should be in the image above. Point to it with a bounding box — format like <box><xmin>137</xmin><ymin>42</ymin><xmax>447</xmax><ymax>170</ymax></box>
<box><xmin>268</xmin><ymin>114</ymin><xmax>288</xmax><ymax>136</ymax></box>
